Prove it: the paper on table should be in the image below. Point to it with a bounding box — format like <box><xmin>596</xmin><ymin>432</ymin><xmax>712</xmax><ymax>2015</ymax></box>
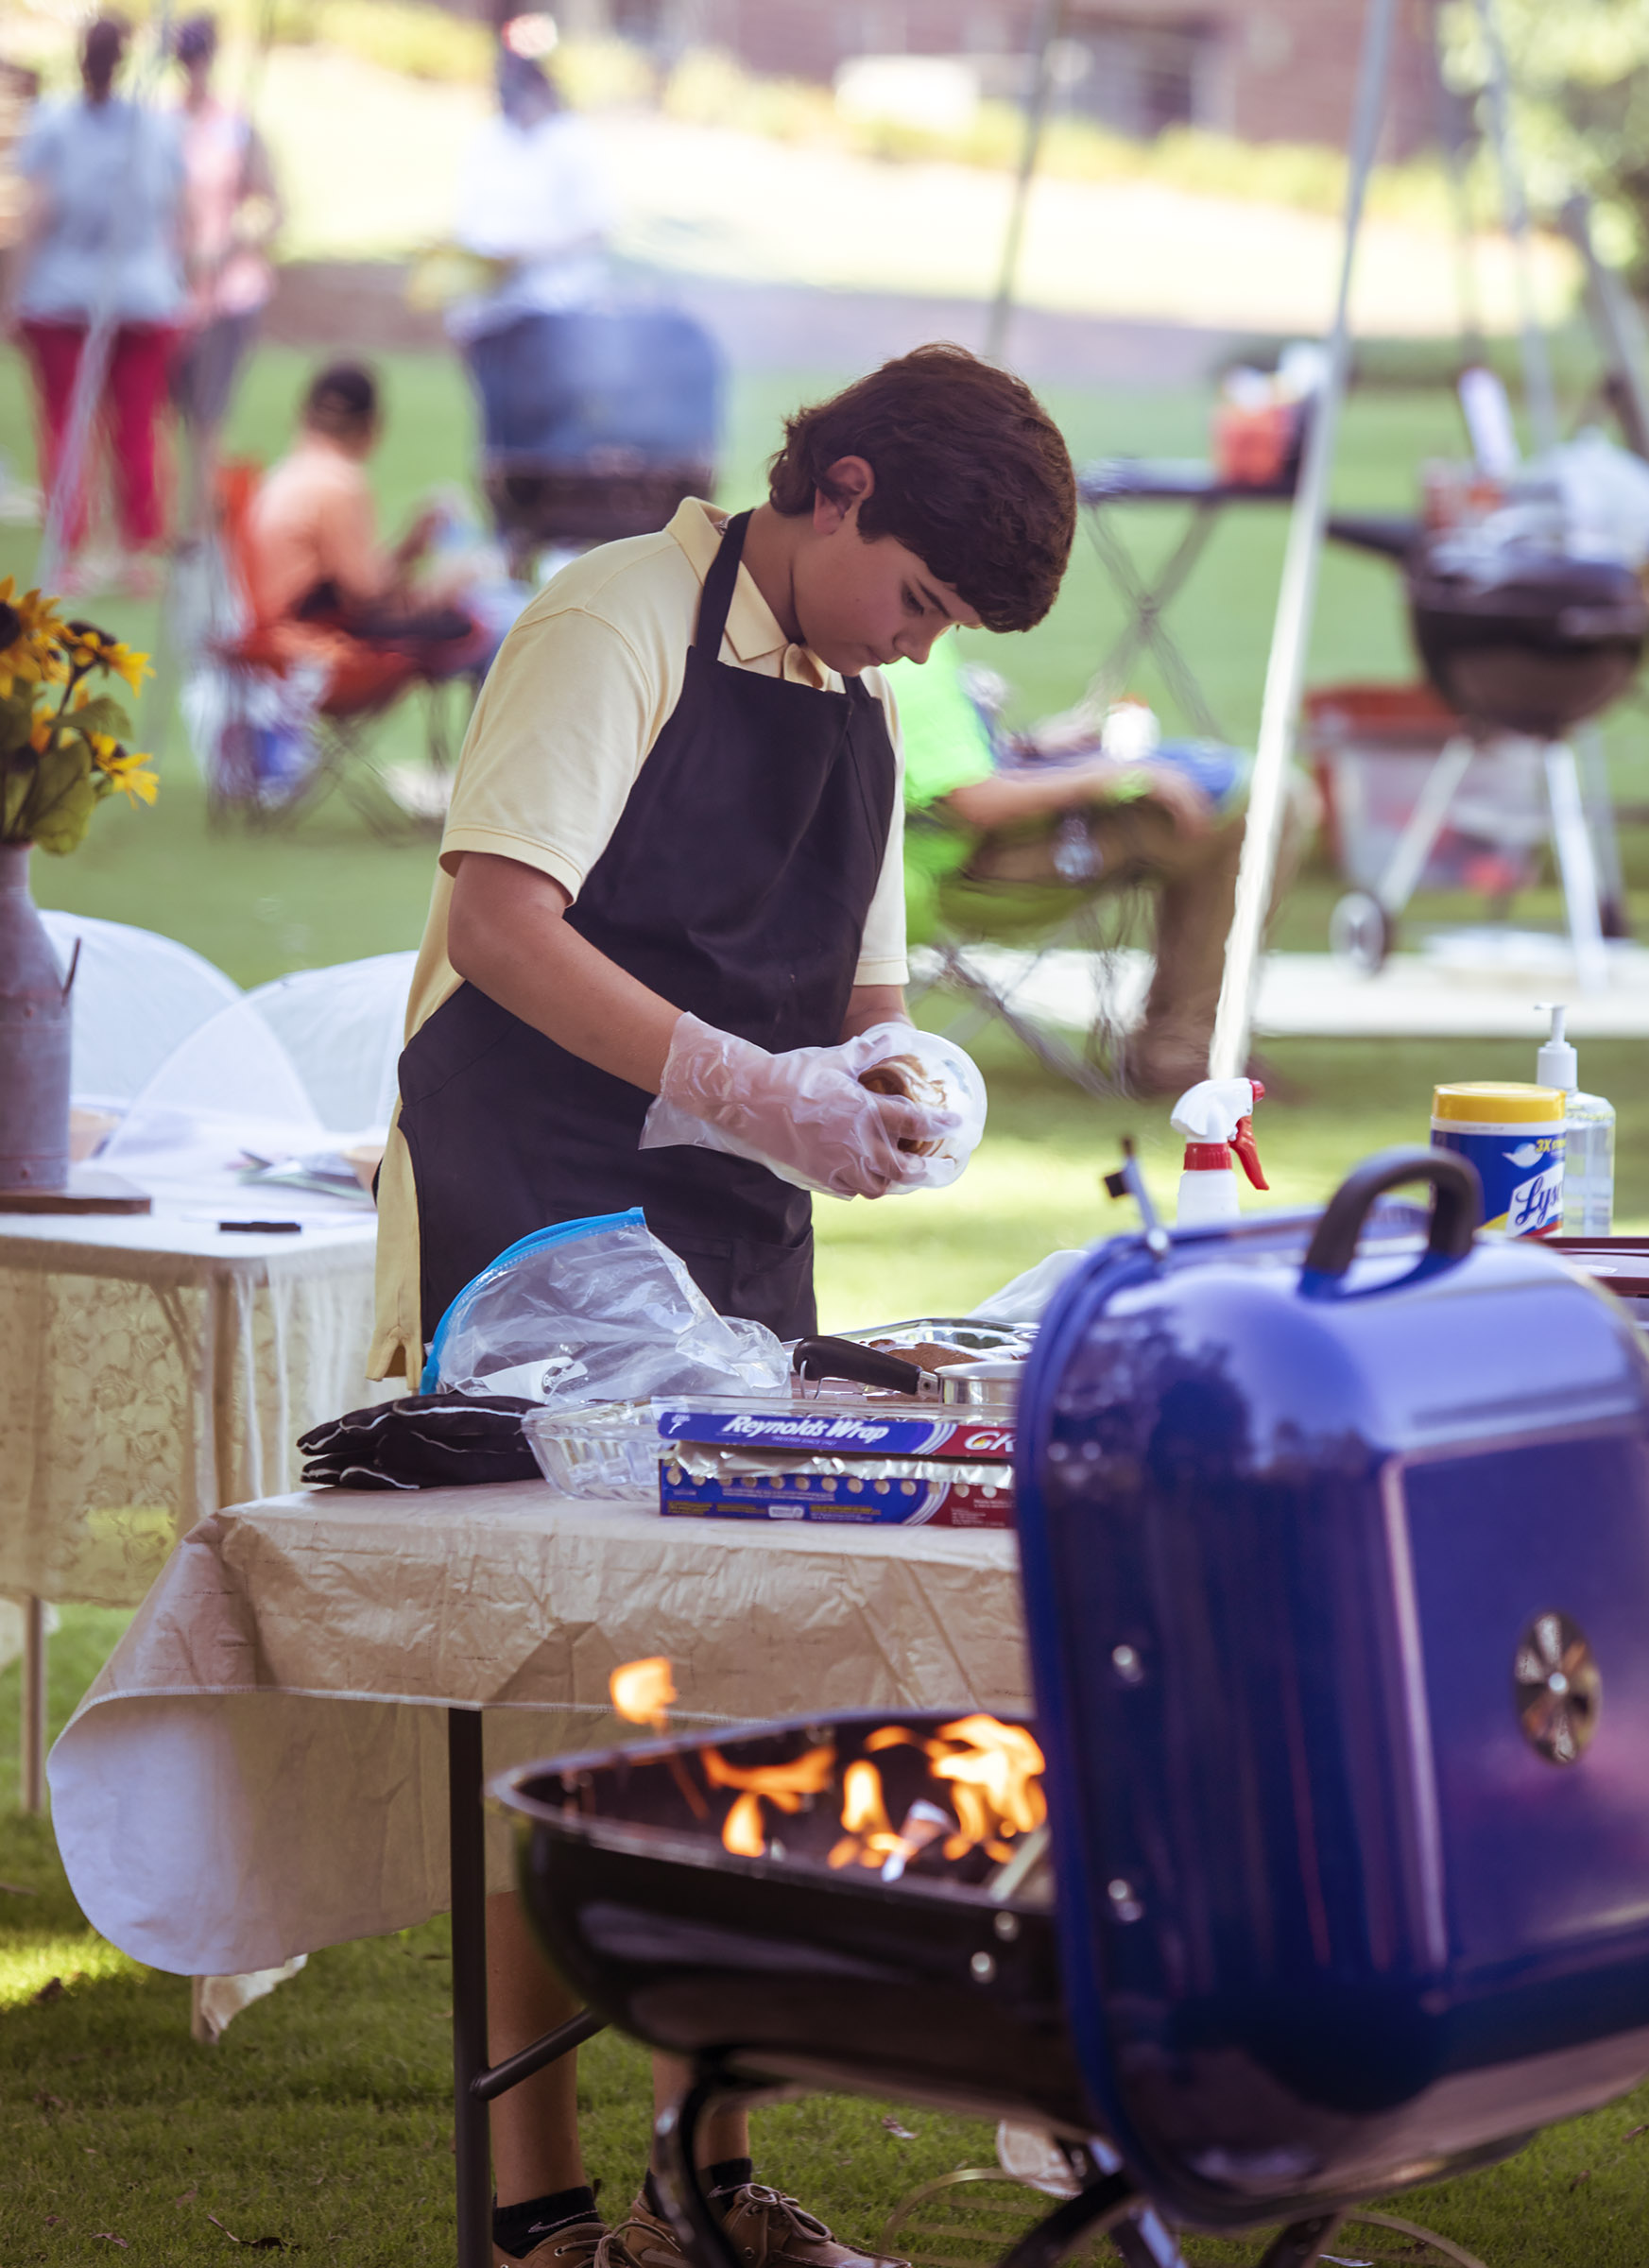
<box><xmin>48</xmin><ymin>1483</ymin><xmax>1026</xmax><ymax>1976</ymax></box>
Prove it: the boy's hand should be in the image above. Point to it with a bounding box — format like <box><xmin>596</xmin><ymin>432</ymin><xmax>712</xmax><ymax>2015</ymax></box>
<box><xmin>651</xmin><ymin>1013</ymin><xmax>954</xmax><ymax>1199</ymax></box>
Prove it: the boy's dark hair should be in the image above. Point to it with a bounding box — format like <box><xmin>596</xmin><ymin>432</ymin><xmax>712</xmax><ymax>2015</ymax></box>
<box><xmin>304</xmin><ymin>361</ymin><xmax>379</xmax><ymax>440</ymax></box>
<box><xmin>767</xmin><ymin>345</ymin><xmax>1075</xmax><ymax>633</ymax></box>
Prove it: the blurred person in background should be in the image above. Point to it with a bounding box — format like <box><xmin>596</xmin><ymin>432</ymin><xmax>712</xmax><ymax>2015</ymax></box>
<box><xmin>170</xmin><ymin>12</ymin><xmax>283</xmax><ymax>533</ymax></box>
<box><xmin>890</xmin><ymin>641</ymin><xmax>1307</xmax><ymax>1094</ymax></box>
<box><xmin>446</xmin><ymin>43</ymin><xmax>614</xmax><ymax>464</ymax></box>
<box><xmin>246</xmin><ymin>360</ymin><xmax>491</xmax><ymax>677</ymax></box>
<box><xmin>5</xmin><ymin>12</ymin><xmax>185</xmax><ymax>595</ymax></box>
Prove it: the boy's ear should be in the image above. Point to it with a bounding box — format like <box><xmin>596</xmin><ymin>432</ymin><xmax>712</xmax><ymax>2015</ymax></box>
<box><xmin>812</xmin><ymin>455</ymin><xmax>875</xmax><ymax>535</ymax></box>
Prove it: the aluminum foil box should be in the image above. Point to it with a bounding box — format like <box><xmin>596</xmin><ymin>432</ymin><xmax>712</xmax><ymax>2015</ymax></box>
<box><xmin>654</xmin><ymin>1404</ymin><xmax>1014</xmax><ymax>1462</ymax></box>
<box><xmin>659</xmin><ymin>1463</ymin><xmax>1014</xmax><ymax>1526</ymax></box>
<box><xmin>655</xmin><ymin>1400</ymin><xmax>1016</xmax><ymax>1524</ymax></box>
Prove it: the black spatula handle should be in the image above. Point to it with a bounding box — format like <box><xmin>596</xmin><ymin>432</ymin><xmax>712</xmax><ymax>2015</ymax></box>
<box><xmin>791</xmin><ymin>1336</ymin><xmax>925</xmax><ymax>1394</ymax></box>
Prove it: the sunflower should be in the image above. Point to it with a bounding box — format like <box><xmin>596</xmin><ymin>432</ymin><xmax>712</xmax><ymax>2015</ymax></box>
<box><xmin>89</xmin><ymin>734</ymin><xmax>160</xmax><ymax>806</ymax></box>
<box><xmin>0</xmin><ymin>577</ymin><xmax>70</xmax><ymax>698</ymax></box>
<box><xmin>103</xmin><ymin>641</ymin><xmax>150</xmax><ymax>696</ymax></box>
<box><xmin>59</xmin><ymin>619</ymin><xmax>151</xmax><ymax>696</ymax></box>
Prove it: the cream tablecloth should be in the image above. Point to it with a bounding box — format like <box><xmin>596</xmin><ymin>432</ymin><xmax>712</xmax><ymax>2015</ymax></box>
<box><xmin>0</xmin><ymin>1211</ymin><xmax>385</xmax><ymax>1608</ymax></box>
<box><xmin>48</xmin><ymin>1481</ymin><xmax>1027</xmax><ymax>1979</ymax></box>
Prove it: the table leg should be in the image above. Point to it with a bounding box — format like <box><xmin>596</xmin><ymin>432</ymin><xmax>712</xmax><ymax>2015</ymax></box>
<box><xmin>21</xmin><ymin>1595</ymin><xmax>47</xmax><ymax>1815</ymax></box>
<box><xmin>1083</xmin><ymin>504</ymin><xmax>1226</xmax><ymax>742</ymax></box>
<box><xmin>450</xmin><ymin>1707</ymin><xmax>492</xmax><ymax>2268</ymax></box>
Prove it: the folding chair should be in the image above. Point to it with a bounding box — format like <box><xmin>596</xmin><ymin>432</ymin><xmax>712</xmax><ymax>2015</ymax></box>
<box><xmin>906</xmin><ymin>810</ymin><xmax>1148</xmax><ymax>1103</ymax></box>
<box><xmin>191</xmin><ymin>461</ymin><xmax>484</xmax><ymax>840</ymax></box>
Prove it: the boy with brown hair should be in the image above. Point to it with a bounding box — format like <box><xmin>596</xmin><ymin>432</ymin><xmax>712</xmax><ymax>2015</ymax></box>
<box><xmin>368</xmin><ymin>346</ymin><xmax>1076</xmax><ymax>2268</ymax></box>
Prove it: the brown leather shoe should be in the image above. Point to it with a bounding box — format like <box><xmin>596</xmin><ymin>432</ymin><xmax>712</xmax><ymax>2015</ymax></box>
<box><xmin>503</xmin><ymin>2214</ymin><xmax>608</xmax><ymax>2268</ymax></box>
<box><xmin>603</xmin><ymin>2189</ymin><xmax>906</xmax><ymax>2268</ymax></box>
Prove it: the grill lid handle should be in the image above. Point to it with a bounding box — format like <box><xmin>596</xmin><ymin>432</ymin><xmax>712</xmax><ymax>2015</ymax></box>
<box><xmin>1300</xmin><ymin>1144</ymin><xmax>1481</xmax><ymax>1290</ymax></box>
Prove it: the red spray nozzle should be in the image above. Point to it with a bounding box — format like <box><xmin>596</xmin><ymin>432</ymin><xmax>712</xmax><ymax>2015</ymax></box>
<box><xmin>1231</xmin><ymin>1115</ymin><xmax>1269</xmax><ymax>1191</ymax></box>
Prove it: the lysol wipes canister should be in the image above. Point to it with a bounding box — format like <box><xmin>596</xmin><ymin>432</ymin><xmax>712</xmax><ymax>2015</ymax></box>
<box><xmin>1432</xmin><ymin>1081</ymin><xmax>1566</xmax><ymax>1237</ymax></box>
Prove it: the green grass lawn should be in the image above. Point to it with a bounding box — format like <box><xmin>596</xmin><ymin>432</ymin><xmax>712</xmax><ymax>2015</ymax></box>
<box><xmin>7</xmin><ymin>334</ymin><xmax>1649</xmax><ymax>2262</ymax></box>
<box><xmin>6</xmin><ymin>1616</ymin><xmax>1649</xmax><ymax>2268</ymax></box>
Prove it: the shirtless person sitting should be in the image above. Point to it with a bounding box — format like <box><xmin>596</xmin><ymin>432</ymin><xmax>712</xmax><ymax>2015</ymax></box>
<box><xmin>246</xmin><ymin>359</ymin><xmax>485</xmax><ymax>676</ymax></box>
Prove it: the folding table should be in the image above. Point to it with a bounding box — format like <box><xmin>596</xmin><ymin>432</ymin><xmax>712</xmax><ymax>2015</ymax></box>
<box><xmin>0</xmin><ymin>1206</ymin><xmax>383</xmax><ymax>1814</ymax></box>
<box><xmin>47</xmin><ymin>1480</ymin><xmax>1026</xmax><ymax>2267</ymax></box>
<box><xmin>1076</xmin><ymin>458</ymin><xmax>1298</xmax><ymax>739</ymax></box>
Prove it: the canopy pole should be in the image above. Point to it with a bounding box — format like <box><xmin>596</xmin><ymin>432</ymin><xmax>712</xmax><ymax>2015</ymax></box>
<box><xmin>1472</xmin><ymin>0</ymin><xmax>1559</xmax><ymax>454</ymax></box>
<box><xmin>985</xmin><ymin>0</ymin><xmax>1066</xmax><ymax>366</ymax></box>
<box><xmin>1208</xmin><ymin>0</ymin><xmax>1400</xmax><ymax>1081</ymax></box>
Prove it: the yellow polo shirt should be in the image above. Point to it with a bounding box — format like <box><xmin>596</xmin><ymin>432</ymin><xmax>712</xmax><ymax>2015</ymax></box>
<box><xmin>369</xmin><ymin>497</ymin><xmax>908</xmax><ymax>1380</ymax></box>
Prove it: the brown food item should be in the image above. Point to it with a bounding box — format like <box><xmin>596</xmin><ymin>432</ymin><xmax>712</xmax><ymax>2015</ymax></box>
<box><xmin>867</xmin><ymin>1339</ymin><xmax>977</xmax><ymax>1372</ymax></box>
<box><xmin>859</xmin><ymin>1053</ymin><xmax>946</xmax><ymax>1156</ymax></box>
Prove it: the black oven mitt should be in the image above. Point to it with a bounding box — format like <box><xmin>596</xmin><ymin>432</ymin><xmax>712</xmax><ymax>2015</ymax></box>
<box><xmin>298</xmin><ymin>1393</ymin><xmax>541</xmax><ymax>1490</ymax></box>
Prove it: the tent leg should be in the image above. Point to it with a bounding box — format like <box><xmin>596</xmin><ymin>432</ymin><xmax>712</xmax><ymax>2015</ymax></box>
<box><xmin>1209</xmin><ymin>0</ymin><xmax>1401</xmax><ymax>1079</ymax></box>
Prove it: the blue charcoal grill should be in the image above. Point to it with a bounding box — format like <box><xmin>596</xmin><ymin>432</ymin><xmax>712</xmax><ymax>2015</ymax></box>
<box><xmin>494</xmin><ymin>1148</ymin><xmax>1649</xmax><ymax>2268</ymax></box>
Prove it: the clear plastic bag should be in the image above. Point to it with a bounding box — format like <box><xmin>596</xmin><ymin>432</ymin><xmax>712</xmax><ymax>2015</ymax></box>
<box><xmin>641</xmin><ymin>1022</ymin><xmax>987</xmax><ymax>1198</ymax></box>
<box><xmin>421</xmin><ymin>1208</ymin><xmax>790</xmax><ymax>1404</ymax></box>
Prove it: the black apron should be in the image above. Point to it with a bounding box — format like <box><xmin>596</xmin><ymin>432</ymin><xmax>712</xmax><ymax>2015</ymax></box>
<box><xmin>399</xmin><ymin>509</ymin><xmax>898</xmax><ymax>1346</ymax></box>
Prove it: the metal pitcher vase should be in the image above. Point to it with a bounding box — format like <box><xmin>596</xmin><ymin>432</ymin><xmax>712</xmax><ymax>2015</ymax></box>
<box><xmin>0</xmin><ymin>842</ymin><xmax>72</xmax><ymax>1190</ymax></box>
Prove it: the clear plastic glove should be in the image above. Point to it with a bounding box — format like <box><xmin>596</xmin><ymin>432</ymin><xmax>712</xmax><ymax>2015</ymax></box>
<box><xmin>640</xmin><ymin>1013</ymin><xmax>961</xmax><ymax>1199</ymax></box>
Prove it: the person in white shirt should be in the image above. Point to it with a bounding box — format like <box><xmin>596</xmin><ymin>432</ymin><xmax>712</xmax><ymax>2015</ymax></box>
<box><xmin>446</xmin><ymin>49</ymin><xmax>614</xmax><ymax>462</ymax></box>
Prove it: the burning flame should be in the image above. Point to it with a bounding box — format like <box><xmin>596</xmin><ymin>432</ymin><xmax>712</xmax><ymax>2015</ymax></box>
<box><xmin>832</xmin><ymin>1715</ymin><xmax>1046</xmax><ymax>1875</ymax></box>
<box><xmin>841</xmin><ymin>1759</ymin><xmax>893</xmax><ymax>1837</ymax></box>
<box><xmin>610</xmin><ymin>1657</ymin><xmax>677</xmax><ymax>1732</ymax></box>
<box><xmin>702</xmin><ymin>1743</ymin><xmax>836</xmax><ymax>1858</ymax></box>
<box><xmin>724</xmin><ymin>1792</ymin><xmax>766</xmax><ymax>1857</ymax></box>
<box><xmin>609</xmin><ymin>1657</ymin><xmax>710</xmax><ymax>1821</ymax></box>
<box><xmin>931</xmin><ymin>1714</ymin><xmax>1047</xmax><ymax>1835</ymax></box>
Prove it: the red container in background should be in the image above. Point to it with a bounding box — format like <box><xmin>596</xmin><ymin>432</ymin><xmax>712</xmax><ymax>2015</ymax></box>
<box><xmin>1303</xmin><ymin>680</ymin><xmax>1543</xmax><ymax>899</ymax></box>
<box><xmin>1212</xmin><ymin>400</ymin><xmax>1298</xmax><ymax>487</ymax></box>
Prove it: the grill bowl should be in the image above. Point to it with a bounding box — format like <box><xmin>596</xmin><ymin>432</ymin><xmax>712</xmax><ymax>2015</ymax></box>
<box><xmin>496</xmin><ymin>1710</ymin><xmax>1088</xmax><ymax>2132</ymax></box>
<box><xmin>1406</xmin><ymin>544</ymin><xmax>1647</xmax><ymax>737</ymax></box>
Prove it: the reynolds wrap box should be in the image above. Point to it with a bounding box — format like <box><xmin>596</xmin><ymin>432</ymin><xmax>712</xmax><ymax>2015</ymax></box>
<box><xmin>653</xmin><ymin>1400</ymin><xmax>1015</xmax><ymax>1527</ymax></box>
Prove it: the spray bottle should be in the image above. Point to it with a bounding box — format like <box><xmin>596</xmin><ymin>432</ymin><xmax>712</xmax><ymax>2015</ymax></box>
<box><xmin>1537</xmin><ymin>1005</ymin><xmax>1615</xmax><ymax>1235</ymax></box>
<box><xmin>1172</xmin><ymin>1078</ymin><xmax>1268</xmax><ymax>1227</ymax></box>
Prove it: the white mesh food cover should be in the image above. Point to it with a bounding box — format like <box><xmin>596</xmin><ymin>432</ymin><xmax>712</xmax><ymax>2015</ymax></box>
<box><xmin>245</xmin><ymin>953</ymin><xmax>416</xmax><ymax>1132</ymax></box>
<box><xmin>40</xmin><ymin>912</ymin><xmax>241</xmax><ymax>1108</ymax></box>
<box><xmin>100</xmin><ymin>992</ymin><xmax>334</xmax><ymax>1212</ymax></box>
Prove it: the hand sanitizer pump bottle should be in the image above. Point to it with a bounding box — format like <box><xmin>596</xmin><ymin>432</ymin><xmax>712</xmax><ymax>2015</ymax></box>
<box><xmin>1537</xmin><ymin>1005</ymin><xmax>1615</xmax><ymax>1235</ymax></box>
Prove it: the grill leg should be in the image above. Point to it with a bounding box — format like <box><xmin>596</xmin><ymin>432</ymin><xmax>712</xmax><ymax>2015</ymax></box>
<box><xmin>450</xmin><ymin>1708</ymin><xmax>492</xmax><ymax>2268</ymax></box>
<box><xmin>654</xmin><ymin>2059</ymin><xmax>758</xmax><ymax>2268</ymax></box>
<box><xmin>1256</xmin><ymin>2213</ymin><xmax>1346</xmax><ymax>2268</ymax></box>
<box><xmin>996</xmin><ymin>2172</ymin><xmax>1140</xmax><ymax>2268</ymax></box>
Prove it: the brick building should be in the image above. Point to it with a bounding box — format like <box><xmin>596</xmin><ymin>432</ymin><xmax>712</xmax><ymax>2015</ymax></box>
<box><xmin>596</xmin><ymin>0</ymin><xmax>1440</xmax><ymax>158</ymax></box>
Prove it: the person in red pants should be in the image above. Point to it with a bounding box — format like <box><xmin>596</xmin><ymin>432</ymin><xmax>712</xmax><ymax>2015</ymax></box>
<box><xmin>3</xmin><ymin>15</ymin><xmax>186</xmax><ymax>593</ymax></box>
